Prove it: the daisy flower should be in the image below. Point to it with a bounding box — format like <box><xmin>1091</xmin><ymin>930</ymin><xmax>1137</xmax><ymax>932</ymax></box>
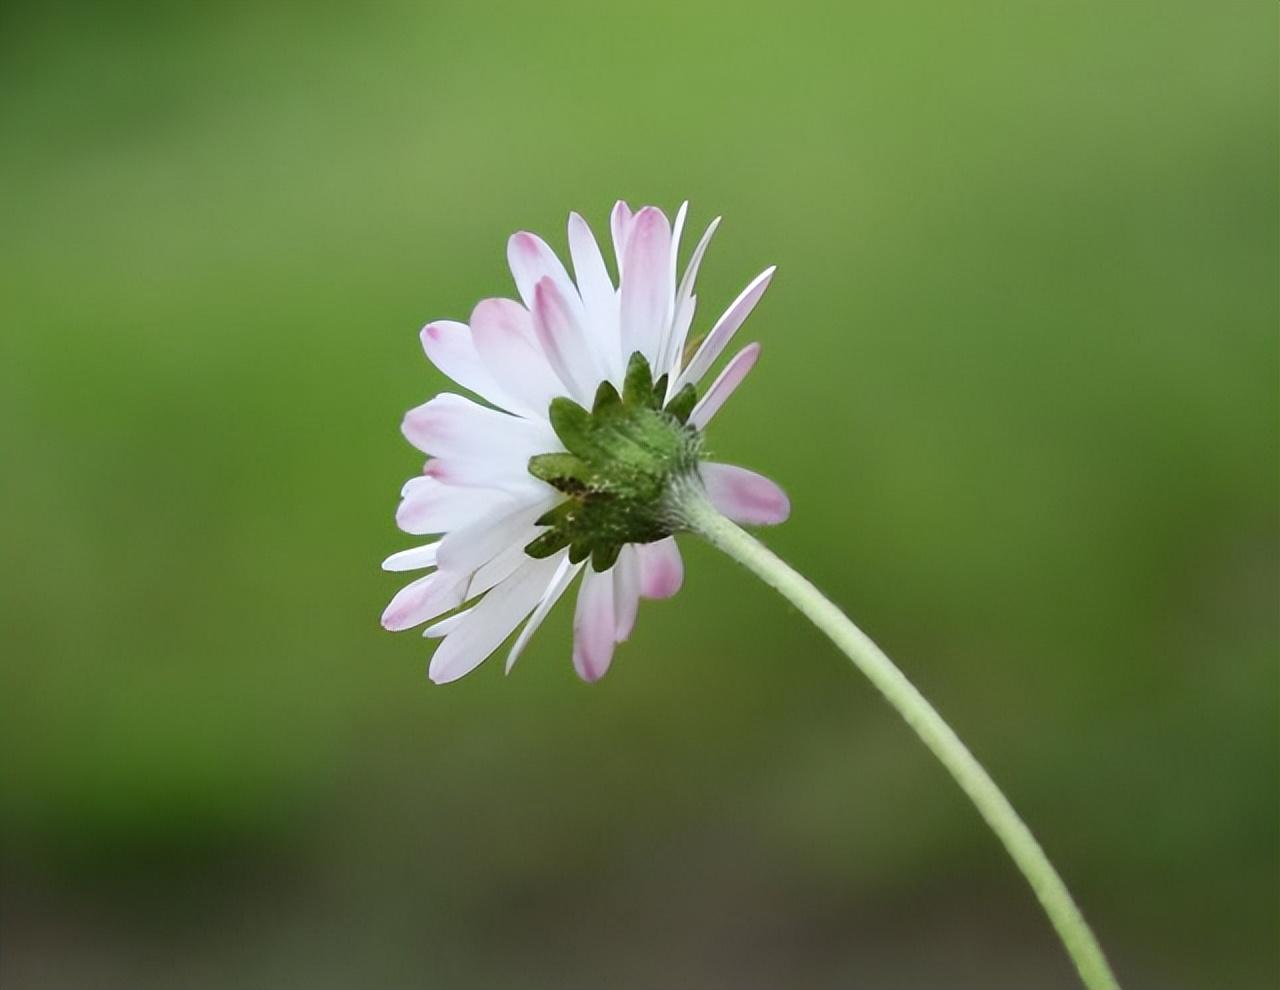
<box><xmin>379</xmin><ymin>201</ymin><xmax>1120</xmax><ymax>988</ymax></box>
<box><xmin>382</xmin><ymin>201</ymin><xmax>788</xmax><ymax>684</ymax></box>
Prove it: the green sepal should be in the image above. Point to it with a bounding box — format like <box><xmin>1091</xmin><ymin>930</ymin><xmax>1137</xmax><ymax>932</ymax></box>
<box><xmin>568</xmin><ymin>541</ymin><xmax>591</xmax><ymax>565</ymax></box>
<box><xmin>535</xmin><ymin>500</ymin><xmax>578</xmax><ymax>529</ymax></box>
<box><xmin>592</xmin><ymin>380</ymin><xmax>621</xmax><ymax>414</ymax></box>
<box><xmin>548</xmin><ymin>396</ymin><xmax>594</xmax><ymax>456</ymax></box>
<box><xmin>528</xmin><ymin>453</ymin><xmax>590</xmax><ymax>495</ymax></box>
<box><xmin>665</xmin><ymin>383</ymin><xmax>698</xmax><ymax>424</ymax></box>
<box><xmin>591</xmin><ymin>543</ymin><xmax>621</xmax><ymax>572</ymax></box>
<box><xmin>622</xmin><ymin>351</ymin><xmax>655</xmax><ymax>408</ymax></box>
<box><xmin>525</xmin><ymin>528</ymin><xmax>571</xmax><ymax>559</ymax></box>
<box><xmin>651</xmin><ymin>373</ymin><xmax>669</xmax><ymax>405</ymax></box>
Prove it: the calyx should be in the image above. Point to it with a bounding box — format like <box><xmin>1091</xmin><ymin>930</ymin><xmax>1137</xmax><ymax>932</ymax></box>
<box><xmin>525</xmin><ymin>352</ymin><xmax>699</xmax><ymax>571</ymax></box>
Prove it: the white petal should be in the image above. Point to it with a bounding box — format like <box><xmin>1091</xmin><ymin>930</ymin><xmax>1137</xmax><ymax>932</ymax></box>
<box><xmin>688</xmin><ymin>343</ymin><xmax>761</xmax><ymax>429</ymax></box>
<box><xmin>567</xmin><ymin>212</ymin><xmax>622</xmax><ymax>382</ymax></box>
<box><xmin>469</xmin><ymin>298</ymin><xmax>565</xmax><ymax>419</ymax></box>
<box><xmin>612</xmin><ymin>545</ymin><xmax>640</xmax><ymax>643</ymax></box>
<box><xmin>419</xmin><ymin>321</ymin><xmax>517</xmax><ymax>413</ymax></box>
<box><xmin>533</xmin><ymin>276</ymin><xmax>602</xmax><ymax>402</ymax></box>
<box><xmin>396</xmin><ymin>476</ymin><xmax>516</xmax><ymax>535</ymax></box>
<box><xmin>619</xmin><ymin>206</ymin><xmax>673</xmax><ymax>367</ymax></box>
<box><xmin>381</xmin><ymin>572</ymin><xmax>467</xmax><ymax>631</ymax></box>
<box><xmin>654</xmin><ymin>201</ymin><xmax>688</xmax><ymax>373</ymax></box>
<box><xmin>424</xmin><ymin>608</ymin><xmax>472</xmax><ymax>638</ymax></box>
<box><xmin>506</xmin><ymin>552</ymin><xmax>579</xmax><ymax>672</ymax></box>
<box><xmin>507</xmin><ymin>231</ymin><xmax>581</xmax><ymax>319</ymax></box>
<box><xmin>381</xmin><ymin>543</ymin><xmax>439</xmax><ymax>572</ymax></box>
<box><xmin>421</xmin><ymin>457</ymin><xmax>547</xmax><ymax>499</ymax></box>
<box><xmin>428</xmin><ymin>556</ymin><xmax>562</xmax><ymax>684</ymax></box>
<box><xmin>468</xmin><ymin>535</ymin><xmax>539</xmax><ymax>599</ymax></box>
<box><xmin>402</xmin><ymin>392</ymin><xmax>556</xmax><ymax>461</ymax></box>
<box><xmin>636</xmin><ymin>537</ymin><xmax>684</xmax><ymax>599</ymax></box>
<box><xmin>699</xmin><ymin>462</ymin><xmax>791</xmax><ymax>526</ymax></box>
<box><xmin>666</xmin><ymin>217</ymin><xmax>720</xmax><ymax>381</ymax></box>
<box><xmin>436</xmin><ymin>497</ymin><xmax>555</xmax><ymax>577</ymax></box>
<box><xmin>664</xmin><ymin>295</ymin><xmax>697</xmax><ymax>397</ymax></box>
<box><xmin>676</xmin><ymin>267</ymin><xmax>775</xmax><ymax>390</ymax></box>
<box><xmin>572</xmin><ymin>565</ymin><xmax>617</xmax><ymax>683</ymax></box>
<box><xmin>610</xmin><ymin>200</ymin><xmax>633</xmax><ymax>279</ymax></box>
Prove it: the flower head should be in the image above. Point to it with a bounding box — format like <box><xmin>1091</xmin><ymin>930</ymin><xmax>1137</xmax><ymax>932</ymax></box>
<box><xmin>383</xmin><ymin>201</ymin><xmax>789</xmax><ymax>683</ymax></box>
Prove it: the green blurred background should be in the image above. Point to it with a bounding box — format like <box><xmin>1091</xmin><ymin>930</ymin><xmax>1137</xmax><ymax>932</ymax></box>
<box><xmin>2</xmin><ymin>2</ymin><xmax>1276</xmax><ymax>987</ymax></box>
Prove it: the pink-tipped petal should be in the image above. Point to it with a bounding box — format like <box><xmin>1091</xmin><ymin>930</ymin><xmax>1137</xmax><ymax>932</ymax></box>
<box><xmin>636</xmin><ymin>537</ymin><xmax>684</xmax><ymax>599</ymax></box>
<box><xmin>532</xmin><ymin>277</ymin><xmax>601</xmax><ymax>402</ymax></box>
<box><xmin>612</xmin><ymin>545</ymin><xmax>641</xmax><ymax>642</ymax></box>
<box><xmin>396</xmin><ymin>476</ymin><xmax>515</xmax><ymax>535</ymax></box>
<box><xmin>688</xmin><ymin>343</ymin><xmax>762</xmax><ymax>429</ymax></box>
<box><xmin>419</xmin><ymin>321</ymin><xmax>517</xmax><ymax>413</ymax></box>
<box><xmin>567</xmin><ymin>212</ymin><xmax>622</xmax><ymax>381</ymax></box>
<box><xmin>422</xmin><ymin>457</ymin><xmax>544</xmax><ymax>497</ymax></box>
<box><xmin>381</xmin><ymin>572</ymin><xmax>467</xmax><ymax>631</ymax></box>
<box><xmin>699</xmin><ymin>462</ymin><xmax>791</xmax><ymax>526</ymax></box>
<box><xmin>572</xmin><ymin>566</ymin><xmax>617</xmax><ymax>683</ymax></box>
<box><xmin>428</xmin><ymin>557</ymin><xmax>561</xmax><ymax>684</ymax></box>
<box><xmin>381</xmin><ymin>543</ymin><xmax>439</xmax><ymax>572</ymax></box>
<box><xmin>469</xmin><ymin>298</ymin><xmax>564</xmax><ymax>419</ymax></box>
<box><xmin>506</xmin><ymin>552</ymin><xmax>579</xmax><ymax>673</ymax></box>
<box><xmin>677</xmin><ymin>266</ymin><xmax>775</xmax><ymax>389</ymax></box>
<box><xmin>507</xmin><ymin>231</ymin><xmax>580</xmax><ymax>317</ymax></box>
<box><xmin>402</xmin><ymin>393</ymin><xmax>556</xmax><ymax>462</ymax></box>
<box><xmin>610</xmin><ymin>200</ymin><xmax>633</xmax><ymax>277</ymax></box>
<box><xmin>619</xmin><ymin>206</ymin><xmax>673</xmax><ymax>367</ymax></box>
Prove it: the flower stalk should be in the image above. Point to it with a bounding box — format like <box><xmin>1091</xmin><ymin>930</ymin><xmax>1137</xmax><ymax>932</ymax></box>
<box><xmin>672</xmin><ymin>481</ymin><xmax>1120</xmax><ymax>990</ymax></box>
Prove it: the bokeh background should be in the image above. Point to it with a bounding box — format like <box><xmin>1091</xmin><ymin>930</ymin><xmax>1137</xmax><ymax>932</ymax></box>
<box><xmin>3</xmin><ymin>2</ymin><xmax>1276</xmax><ymax>988</ymax></box>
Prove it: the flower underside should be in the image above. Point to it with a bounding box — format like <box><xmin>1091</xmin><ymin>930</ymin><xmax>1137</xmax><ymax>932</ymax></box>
<box><xmin>525</xmin><ymin>352</ymin><xmax>700</xmax><ymax>571</ymax></box>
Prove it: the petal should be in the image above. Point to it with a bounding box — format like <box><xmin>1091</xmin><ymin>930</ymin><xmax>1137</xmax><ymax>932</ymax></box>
<box><xmin>467</xmin><ymin>537</ymin><xmax>536</xmax><ymax>600</ymax></box>
<box><xmin>507</xmin><ymin>231</ymin><xmax>580</xmax><ymax>318</ymax></box>
<box><xmin>676</xmin><ymin>266</ymin><xmax>775</xmax><ymax>390</ymax></box>
<box><xmin>666</xmin><ymin>217</ymin><xmax>720</xmax><ymax>382</ymax></box>
<box><xmin>610</xmin><ymin>200</ymin><xmax>633</xmax><ymax>278</ymax></box>
<box><xmin>532</xmin><ymin>276</ymin><xmax>602</xmax><ymax>402</ymax></box>
<box><xmin>402</xmin><ymin>392</ymin><xmax>557</xmax><ymax>461</ymax></box>
<box><xmin>664</xmin><ymin>295</ymin><xmax>696</xmax><ymax>399</ymax></box>
<box><xmin>381</xmin><ymin>542</ymin><xmax>439</xmax><ymax>572</ymax></box>
<box><xmin>381</xmin><ymin>572</ymin><xmax>467</xmax><ymax>631</ymax></box>
<box><xmin>424</xmin><ymin>608</ymin><xmax>472</xmax><ymax>638</ymax></box>
<box><xmin>619</xmin><ymin>206</ymin><xmax>673</xmax><ymax>367</ymax></box>
<box><xmin>572</xmin><ymin>565</ymin><xmax>617</xmax><ymax>683</ymax></box>
<box><xmin>419</xmin><ymin>320</ymin><xmax>517</xmax><ymax>413</ymax></box>
<box><xmin>612</xmin><ymin>545</ymin><xmax>641</xmax><ymax>642</ymax></box>
<box><xmin>422</xmin><ymin>457</ymin><xmax>546</xmax><ymax>498</ymax></box>
<box><xmin>636</xmin><ymin>537</ymin><xmax>684</xmax><ymax>599</ymax></box>
<box><xmin>428</xmin><ymin>556</ymin><xmax>562</xmax><ymax>684</ymax></box>
<box><xmin>396</xmin><ymin>476</ymin><xmax>516</xmax><ymax>535</ymax></box>
<box><xmin>654</xmin><ymin>201</ymin><xmax>688</xmax><ymax>373</ymax></box>
<box><xmin>688</xmin><ymin>342</ymin><xmax>761</xmax><ymax>429</ymax></box>
<box><xmin>469</xmin><ymin>298</ymin><xmax>565</xmax><ymax>419</ymax></box>
<box><xmin>436</xmin><ymin>497</ymin><xmax>555</xmax><ymax>578</ymax></box>
<box><xmin>699</xmin><ymin>462</ymin><xmax>791</xmax><ymax>526</ymax></box>
<box><xmin>506</xmin><ymin>552</ymin><xmax>579</xmax><ymax>672</ymax></box>
<box><xmin>567</xmin><ymin>211</ymin><xmax>622</xmax><ymax>382</ymax></box>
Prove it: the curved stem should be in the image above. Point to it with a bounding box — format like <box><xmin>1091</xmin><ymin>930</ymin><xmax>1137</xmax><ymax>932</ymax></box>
<box><xmin>676</xmin><ymin>488</ymin><xmax>1120</xmax><ymax>990</ymax></box>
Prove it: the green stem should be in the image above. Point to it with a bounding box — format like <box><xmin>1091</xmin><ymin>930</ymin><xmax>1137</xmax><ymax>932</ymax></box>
<box><xmin>675</xmin><ymin>486</ymin><xmax>1120</xmax><ymax>990</ymax></box>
